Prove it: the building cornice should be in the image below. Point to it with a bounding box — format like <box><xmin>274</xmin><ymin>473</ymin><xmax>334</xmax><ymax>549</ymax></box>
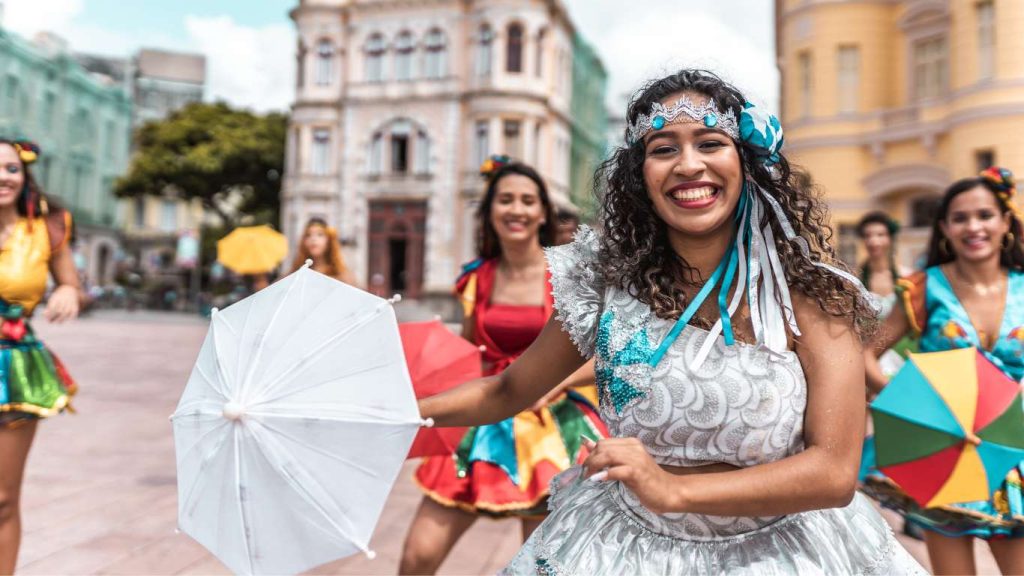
<box><xmin>779</xmin><ymin>0</ymin><xmax>898</xmax><ymax>21</ymax></box>
<box><xmin>787</xmin><ymin>101</ymin><xmax>1024</xmax><ymax>152</ymax></box>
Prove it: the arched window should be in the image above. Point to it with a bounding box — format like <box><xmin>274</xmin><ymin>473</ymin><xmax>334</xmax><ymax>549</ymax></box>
<box><xmin>423</xmin><ymin>29</ymin><xmax>447</xmax><ymax>79</ymax></box>
<box><xmin>535</xmin><ymin>28</ymin><xmax>546</xmax><ymax>78</ymax></box>
<box><xmin>395</xmin><ymin>31</ymin><xmax>414</xmax><ymax>81</ymax></box>
<box><xmin>477</xmin><ymin>24</ymin><xmax>494</xmax><ymax>77</ymax></box>
<box><xmin>365</xmin><ymin>33</ymin><xmax>386</xmax><ymax>82</ymax></box>
<box><xmin>315</xmin><ymin>39</ymin><xmax>334</xmax><ymax>86</ymax></box>
<box><xmin>506</xmin><ymin>23</ymin><xmax>524</xmax><ymax>73</ymax></box>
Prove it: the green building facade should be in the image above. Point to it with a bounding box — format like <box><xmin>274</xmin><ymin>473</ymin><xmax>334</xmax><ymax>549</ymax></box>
<box><xmin>0</xmin><ymin>29</ymin><xmax>133</xmax><ymax>286</ymax></box>
<box><xmin>569</xmin><ymin>33</ymin><xmax>608</xmax><ymax>220</ymax></box>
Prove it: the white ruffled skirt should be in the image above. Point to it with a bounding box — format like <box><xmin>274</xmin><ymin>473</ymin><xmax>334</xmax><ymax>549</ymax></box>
<box><xmin>501</xmin><ymin>467</ymin><xmax>925</xmax><ymax>575</ymax></box>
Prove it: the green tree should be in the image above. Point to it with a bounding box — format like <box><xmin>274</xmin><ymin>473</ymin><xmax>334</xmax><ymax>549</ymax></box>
<box><xmin>115</xmin><ymin>101</ymin><xmax>287</xmax><ymax>229</ymax></box>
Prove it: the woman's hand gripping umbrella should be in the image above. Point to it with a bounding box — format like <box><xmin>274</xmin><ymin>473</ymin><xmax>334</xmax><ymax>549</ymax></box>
<box><xmin>171</xmin><ymin>261</ymin><xmax>433</xmax><ymax>575</ymax></box>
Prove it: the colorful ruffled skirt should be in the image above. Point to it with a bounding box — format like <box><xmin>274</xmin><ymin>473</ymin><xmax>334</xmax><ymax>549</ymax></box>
<box><xmin>502</xmin><ymin>466</ymin><xmax>925</xmax><ymax>575</ymax></box>
<box><xmin>0</xmin><ymin>315</ymin><xmax>76</xmax><ymax>427</ymax></box>
<box><xmin>415</xmin><ymin>388</ymin><xmax>607</xmax><ymax>517</ymax></box>
<box><xmin>860</xmin><ymin>437</ymin><xmax>1024</xmax><ymax>539</ymax></box>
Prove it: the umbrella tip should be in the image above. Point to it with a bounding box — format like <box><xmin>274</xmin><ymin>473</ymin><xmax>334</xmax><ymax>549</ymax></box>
<box><xmin>388</xmin><ymin>294</ymin><xmax>402</xmax><ymax>305</ymax></box>
<box><xmin>304</xmin><ymin>258</ymin><xmax>313</xmax><ymax>268</ymax></box>
<box><xmin>422</xmin><ymin>417</ymin><xmax>435</xmax><ymax>428</ymax></box>
<box><xmin>433</xmin><ymin>314</ymin><xmax>442</xmax><ymax>322</ymax></box>
<box><xmin>365</xmin><ymin>549</ymin><xmax>377</xmax><ymax>560</ymax></box>
<box><xmin>479</xmin><ymin>345</ymin><xmax>487</xmax><ymax>353</ymax></box>
<box><xmin>211</xmin><ymin>307</ymin><xmax>219</xmax><ymax>316</ymax></box>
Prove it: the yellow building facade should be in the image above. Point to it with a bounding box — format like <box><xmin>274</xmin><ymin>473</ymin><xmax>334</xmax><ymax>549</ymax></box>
<box><xmin>777</xmin><ymin>0</ymin><xmax>1024</xmax><ymax>267</ymax></box>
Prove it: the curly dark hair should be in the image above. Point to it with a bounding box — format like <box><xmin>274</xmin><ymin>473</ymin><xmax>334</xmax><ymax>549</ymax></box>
<box><xmin>596</xmin><ymin>69</ymin><xmax>876</xmax><ymax>333</ymax></box>
<box><xmin>477</xmin><ymin>162</ymin><xmax>557</xmax><ymax>259</ymax></box>
<box><xmin>924</xmin><ymin>176</ymin><xmax>1024</xmax><ymax>270</ymax></box>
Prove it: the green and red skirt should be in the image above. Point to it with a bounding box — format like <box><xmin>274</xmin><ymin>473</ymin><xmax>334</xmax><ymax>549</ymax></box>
<box><xmin>415</xmin><ymin>388</ymin><xmax>606</xmax><ymax>517</ymax></box>
<box><xmin>0</xmin><ymin>306</ymin><xmax>76</xmax><ymax>427</ymax></box>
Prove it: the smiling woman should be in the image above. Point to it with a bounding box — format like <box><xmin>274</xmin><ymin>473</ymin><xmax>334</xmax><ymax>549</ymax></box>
<box><xmin>414</xmin><ymin>70</ymin><xmax>924</xmax><ymax>574</ymax></box>
<box><xmin>0</xmin><ymin>138</ymin><xmax>81</xmax><ymax>574</ymax></box>
<box><xmin>862</xmin><ymin>167</ymin><xmax>1024</xmax><ymax>574</ymax></box>
<box><xmin>399</xmin><ymin>159</ymin><xmax>607</xmax><ymax>575</ymax></box>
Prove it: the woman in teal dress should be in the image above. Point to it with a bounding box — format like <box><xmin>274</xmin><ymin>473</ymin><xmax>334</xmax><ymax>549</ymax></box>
<box><xmin>863</xmin><ymin>166</ymin><xmax>1024</xmax><ymax>574</ymax></box>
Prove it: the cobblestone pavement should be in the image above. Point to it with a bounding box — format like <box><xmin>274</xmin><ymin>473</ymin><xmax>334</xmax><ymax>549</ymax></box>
<box><xmin>15</xmin><ymin>310</ymin><xmax>997</xmax><ymax>574</ymax></box>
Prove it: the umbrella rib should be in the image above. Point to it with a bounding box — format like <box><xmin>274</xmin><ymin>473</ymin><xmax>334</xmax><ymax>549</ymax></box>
<box><xmin>246</xmin><ymin>421</ymin><xmax>372</xmax><ymax>556</ymax></box>
<box><xmin>234</xmin><ymin>425</ymin><xmax>256</xmax><ymax>576</ymax></box>
<box><xmin>248</xmin><ymin>306</ymin><xmax>387</xmax><ymax>406</ymax></box>
<box><xmin>239</xmin><ymin>272</ymin><xmax>307</xmax><ymax>403</ymax></box>
<box><xmin>194</xmin><ymin>363</ymin><xmax>229</xmax><ymax>402</ymax></box>
<box><xmin>212</xmin><ymin>315</ymin><xmax>240</xmax><ymax>399</ymax></box>
<box><xmin>217</xmin><ymin>313</ymin><xmax>240</xmax><ymax>337</ymax></box>
<box><xmin>255</xmin><ymin>418</ymin><xmax>382</xmax><ymax>478</ymax></box>
<box><xmin>248</xmin><ymin>408</ymin><xmax>423</xmax><ymax>428</ymax></box>
<box><xmin>250</xmin><ymin>361</ymin><xmax>393</xmax><ymax>408</ymax></box>
<box><xmin>177</xmin><ymin>420</ymin><xmax>231</xmax><ymax>522</ymax></box>
<box><xmin>234</xmin><ymin>298</ymin><xmax>256</xmax><ymax>394</ymax></box>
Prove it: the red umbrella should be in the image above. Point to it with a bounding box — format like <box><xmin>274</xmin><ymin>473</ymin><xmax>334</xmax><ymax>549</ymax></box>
<box><xmin>400</xmin><ymin>319</ymin><xmax>481</xmax><ymax>458</ymax></box>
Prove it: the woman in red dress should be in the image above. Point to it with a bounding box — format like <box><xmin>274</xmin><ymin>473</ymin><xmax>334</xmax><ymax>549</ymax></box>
<box><xmin>399</xmin><ymin>160</ymin><xmax>605</xmax><ymax>574</ymax></box>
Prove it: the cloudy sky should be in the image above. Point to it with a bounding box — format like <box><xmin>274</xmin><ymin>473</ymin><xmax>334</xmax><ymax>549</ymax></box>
<box><xmin>1</xmin><ymin>0</ymin><xmax>777</xmax><ymax>113</ymax></box>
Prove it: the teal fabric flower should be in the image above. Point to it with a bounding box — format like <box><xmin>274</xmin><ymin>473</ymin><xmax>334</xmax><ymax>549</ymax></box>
<box><xmin>595</xmin><ymin>310</ymin><xmax>653</xmax><ymax>414</ymax></box>
<box><xmin>739</xmin><ymin>102</ymin><xmax>784</xmax><ymax>165</ymax></box>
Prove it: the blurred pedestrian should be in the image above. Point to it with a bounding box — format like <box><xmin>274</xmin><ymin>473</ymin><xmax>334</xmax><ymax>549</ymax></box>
<box><xmin>862</xmin><ymin>167</ymin><xmax>1024</xmax><ymax>574</ymax></box>
<box><xmin>855</xmin><ymin>211</ymin><xmax>922</xmax><ymax>541</ymax></box>
<box><xmin>0</xmin><ymin>139</ymin><xmax>80</xmax><ymax>573</ymax></box>
<box><xmin>400</xmin><ymin>158</ymin><xmax>605</xmax><ymax>575</ymax></box>
<box><xmin>290</xmin><ymin>217</ymin><xmax>356</xmax><ymax>285</ymax></box>
<box><xmin>554</xmin><ymin>208</ymin><xmax>580</xmax><ymax>245</ymax></box>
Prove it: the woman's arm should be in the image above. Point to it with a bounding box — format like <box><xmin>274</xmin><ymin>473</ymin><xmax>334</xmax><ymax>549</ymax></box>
<box><xmin>584</xmin><ymin>295</ymin><xmax>867</xmax><ymax>516</ymax></box>
<box><xmin>420</xmin><ymin>315</ymin><xmax>586</xmax><ymax>427</ymax></box>
<box><xmin>864</xmin><ymin>306</ymin><xmax>911</xmax><ymax>394</ymax></box>
<box><xmin>528</xmin><ymin>359</ymin><xmax>595</xmax><ymax>411</ymax></box>
<box><xmin>44</xmin><ymin>244</ymin><xmax>81</xmax><ymax>322</ymax></box>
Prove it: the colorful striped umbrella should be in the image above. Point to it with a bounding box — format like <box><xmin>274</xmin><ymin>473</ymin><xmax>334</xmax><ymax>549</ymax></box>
<box><xmin>871</xmin><ymin>347</ymin><xmax>1024</xmax><ymax>508</ymax></box>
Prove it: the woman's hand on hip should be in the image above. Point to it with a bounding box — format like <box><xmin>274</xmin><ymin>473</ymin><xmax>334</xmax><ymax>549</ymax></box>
<box><xmin>583</xmin><ymin>437</ymin><xmax>683</xmax><ymax>514</ymax></box>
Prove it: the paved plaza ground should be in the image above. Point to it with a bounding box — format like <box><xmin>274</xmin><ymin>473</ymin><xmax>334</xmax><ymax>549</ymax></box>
<box><xmin>15</xmin><ymin>310</ymin><xmax>998</xmax><ymax>574</ymax></box>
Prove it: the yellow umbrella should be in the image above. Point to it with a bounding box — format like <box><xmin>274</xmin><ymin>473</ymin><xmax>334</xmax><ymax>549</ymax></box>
<box><xmin>216</xmin><ymin>225</ymin><xmax>289</xmax><ymax>275</ymax></box>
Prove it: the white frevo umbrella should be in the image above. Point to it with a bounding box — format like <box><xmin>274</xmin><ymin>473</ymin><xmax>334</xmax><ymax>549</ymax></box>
<box><xmin>171</xmin><ymin>262</ymin><xmax>430</xmax><ymax>575</ymax></box>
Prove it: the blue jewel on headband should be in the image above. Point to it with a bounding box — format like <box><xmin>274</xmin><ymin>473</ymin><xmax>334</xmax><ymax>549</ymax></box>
<box><xmin>651</xmin><ymin>115</ymin><xmax>666</xmax><ymax>130</ymax></box>
<box><xmin>704</xmin><ymin>114</ymin><xmax>718</xmax><ymax>128</ymax></box>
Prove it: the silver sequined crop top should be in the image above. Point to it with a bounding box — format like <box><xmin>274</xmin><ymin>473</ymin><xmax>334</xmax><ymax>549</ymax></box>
<box><xmin>546</xmin><ymin>227</ymin><xmax>807</xmax><ymax>468</ymax></box>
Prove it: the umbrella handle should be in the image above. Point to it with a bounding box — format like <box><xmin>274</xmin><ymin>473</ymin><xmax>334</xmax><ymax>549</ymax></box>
<box><xmin>965</xmin><ymin>432</ymin><xmax>982</xmax><ymax>446</ymax></box>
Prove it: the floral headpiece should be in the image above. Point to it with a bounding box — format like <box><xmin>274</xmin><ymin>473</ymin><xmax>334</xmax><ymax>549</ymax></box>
<box><xmin>10</xmin><ymin>139</ymin><xmax>40</xmax><ymax>165</ymax></box>
<box><xmin>980</xmin><ymin>166</ymin><xmax>1024</xmax><ymax>223</ymax></box>
<box><xmin>479</xmin><ymin>154</ymin><xmax>511</xmax><ymax>181</ymax></box>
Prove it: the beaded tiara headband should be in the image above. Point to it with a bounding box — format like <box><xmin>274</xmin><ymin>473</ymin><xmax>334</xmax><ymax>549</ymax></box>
<box><xmin>626</xmin><ymin>95</ymin><xmax>739</xmax><ymax>145</ymax></box>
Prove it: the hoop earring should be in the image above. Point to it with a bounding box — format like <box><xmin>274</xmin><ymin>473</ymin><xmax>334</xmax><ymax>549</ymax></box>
<box><xmin>940</xmin><ymin>237</ymin><xmax>951</xmax><ymax>257</ymax></box>
<box><xmin>1003</xmin><ymin>231</ymin><xmax>1016</xmax><ymax>251</ymax></box>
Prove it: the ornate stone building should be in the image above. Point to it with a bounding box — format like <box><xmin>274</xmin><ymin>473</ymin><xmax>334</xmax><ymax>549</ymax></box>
<box><xmin>283</xmin><ymin>0</ymin><xmax>603</xmax><ymax>306</ymax></box>
<box><xmin>777</xmin><ymin>0</ymin><xmax>1024</xmax><ymax>268</ymax></box>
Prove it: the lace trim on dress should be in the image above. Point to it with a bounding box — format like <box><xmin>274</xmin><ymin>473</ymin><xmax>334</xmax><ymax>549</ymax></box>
<box><xmin>545</xmin><ymin>226</ymin><xmax>604</xmax><ymax>358</ymax></box>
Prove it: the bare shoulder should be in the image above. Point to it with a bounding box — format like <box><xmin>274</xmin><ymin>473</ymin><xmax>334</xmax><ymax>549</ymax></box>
<box><xmin>790</xmin><ymin>291</ymin><xmax>859</xmax><ymax>346</ymax></box>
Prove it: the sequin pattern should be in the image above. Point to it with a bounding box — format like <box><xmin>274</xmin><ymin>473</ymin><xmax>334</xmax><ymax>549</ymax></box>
<box><xmin>546</xmin><ymin>226</ymin><xmax>808</xmax><ymax>471</ymax></box>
